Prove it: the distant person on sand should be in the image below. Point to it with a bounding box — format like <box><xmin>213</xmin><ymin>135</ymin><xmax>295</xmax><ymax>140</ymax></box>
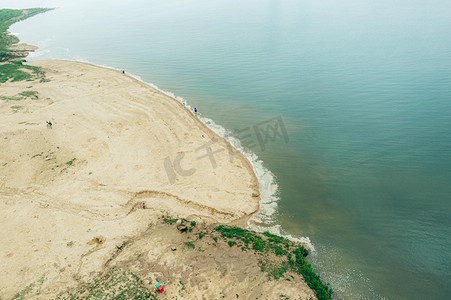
<box><xmin>122</xmin><ymin>70</ymin><xmax>125</xmax><ymax>74</ymax></box>
<box><xmin>46</xmin><ymin>121</ymin><xmax>52</xmax><ymax>129</ymax></box>
<box><xmin>194</xmin><ymin>107</ymin><xmax>197</xmax><ymax>115</ymax></box>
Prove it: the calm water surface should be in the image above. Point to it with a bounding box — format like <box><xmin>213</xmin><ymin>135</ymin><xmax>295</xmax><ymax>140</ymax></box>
<box><xmin>9</xmin><ymin>0</ymin><xmax>451</xmax><ymax>298</ymax></box>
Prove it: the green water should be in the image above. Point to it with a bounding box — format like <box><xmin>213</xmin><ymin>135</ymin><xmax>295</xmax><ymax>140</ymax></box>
<box><xmin>9</xmin><ymin>0</ymin><xmax>451</xmax><ymax>298</ymax></box>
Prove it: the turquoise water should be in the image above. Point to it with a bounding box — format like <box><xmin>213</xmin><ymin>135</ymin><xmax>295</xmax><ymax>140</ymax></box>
<box><xmin>9</xmin><ymin>0</ymin><xmax>451</xmax><ymax>298</ymax></box>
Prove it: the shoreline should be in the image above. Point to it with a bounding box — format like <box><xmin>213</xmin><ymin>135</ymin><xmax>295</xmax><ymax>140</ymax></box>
<box><xmin>63</xmin><ymin>59</ymin><xmax>279</xmax><ymax>230</ymax></box>
<box><xmin>5</xmin><ymin>7</ymin><xmax>282</xmax><ymax>233</ymax></box>
<box><xmin>0</xmin><ymin>58</ymin><xmax>321</xmax><ymax>299</ymax></box>
<box><xmin>0</xmin><ymin>8</ymin><xmax>331</xmax><ymax>299</ymax></box>
<box><xmin>12</xmin><ymin>58</ymin><xmax>262</xmax><ymax>223</ymax></box>
<box><xmin>113</xmin><ymin>59</ymin><xmax>262</xmax><ymax>227</ymax></box>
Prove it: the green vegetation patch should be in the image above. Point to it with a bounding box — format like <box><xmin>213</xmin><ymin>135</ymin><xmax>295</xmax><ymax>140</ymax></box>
<box><xmin>0</xmin><ymin>9</ymin><xmax>52</xmax><ymax>83</ymax></box>
<box><xmin>31</xmin><ymin>153</ymin><xmax>43</xmax><ymax>159</ymax></box>
<box><xmin>0</xmin><ymin>61</ymin><xmax>47</xmax><ymax>84</ymax></box>
<box><xmin>12</xmin><ymin>274</ymin><xmax>46</xmax><ymax>300</ymax></box>
<box><xmin>227</xmin><ymin>240</ymin><xmax>237</xmax><ymax>247</ymax></box>
<box><xmin>215</xmin><ymin>225</ymin><xmax>332</xmax><ymax>300</ymax></box>
<box><xmin>184</xmin><ymin>241</ymin><xmax>195</xmax><ymax>249</ymax></box>
<box><xmin>162</xmin><ymin>216</ymin><xmax>197</xmax><ymax>232</ymax></box>
<box><xmin>56</xmin><ymin>268</ymin><xmax>156</xmax><ymax>300</ymax></box>
<box><xmin>215</xmin><ymin>225</ymin><xmax>290</xmax><ymax>253</ymax></box>
<box><xmin>66</xmin><ymin>158</ymin><xmax>76</xmax><ymax>166</ymax></box>
<box><xmin>10</xmin><ymin>105</ymin><xmax>22</xmax><ymax>112</ymax></box>
<box><xmin>1</xmin><ymin>95</ymin><xmax>23</xmax><ymax>101</ymax></box>
<box><xmin>0</xmin><ymin>8</ymin><xmax>53</xmax><ymax>61</ymax></box>
<box><xmin>162</xmin><ymin>216</ymin><xmax>178</xmax><ymax>224</ymax></box>
<box><xmin>19</xmin><ymin>90</ymin><xmax>38</xmax><ymax>99</ymax></box>
<box><xmin>215</xmin><ymin>225</ymin><xmax>265</xmax><ymax>251</ymax></box>
<box><xmin>162</xmin><ymin>218</ymin><xmax>332</xmax><ymax>299</ymax></box>
<box><xmin>289</xmin><ymin>247</ymin><xmax>333</xmax><ymax>300</ymax></box>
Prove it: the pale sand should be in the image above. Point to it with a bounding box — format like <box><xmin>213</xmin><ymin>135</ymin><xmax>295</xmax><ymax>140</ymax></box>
<box><xmin>0</xmin><ymin>60</ymin><xmax>314</xmax><ymax>299</ymax></box>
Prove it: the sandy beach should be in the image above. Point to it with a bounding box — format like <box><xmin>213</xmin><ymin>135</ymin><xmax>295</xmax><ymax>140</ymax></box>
<box><xmin>0</xmin><ymin>60</ymin><xmax>316</xmax><ymax>299</ymax></box>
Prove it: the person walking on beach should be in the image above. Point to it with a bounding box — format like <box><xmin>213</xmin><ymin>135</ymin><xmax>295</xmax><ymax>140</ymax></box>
<box><xmin>122</xmin><ymin>70</ymin><xmax>125</xmax><ymax>74</ymax></box>
<box><xmin>194</xmin><ymin>107</ymin><xmax>197</xmax><ymax>115</ymax></box>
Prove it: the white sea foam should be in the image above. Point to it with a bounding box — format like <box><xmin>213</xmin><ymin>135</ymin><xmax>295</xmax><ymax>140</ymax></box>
<box><xmin>250</xmin><ymin>223</ymin><xmax>315</xmax><ymax>251</ymax></box>
<box><xmin>197</xmin><ymin>113</ymin><xmax>315</xmax><ymax>251</ymax></box>
<box><xmin>36</xmin><ymin>38</ymin><xmax>52</xmax><ymax>49</ymax></box>
<box><xmin>199</xmin><ymin>116</ymin><xmax>281</xmax><ymax>224</ymax></box>
<box><xmin>27</xmin><ymin>49</ymin><xmax>50</xmax><ymax>58</ymax></box>
<box><xmin>26</xmin><ymin>38</ymin><xmax>55</xmax><ymax>59</ymax></box>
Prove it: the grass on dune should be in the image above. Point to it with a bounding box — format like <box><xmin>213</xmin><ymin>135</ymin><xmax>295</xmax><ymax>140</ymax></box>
<box><xmin>0</xmin><ymin>8</ymin><xmax>52</xmax><ymax>84</ymax></box>
<box><xmin>0</xmin><ymin>60</ymin><xmax>46</xmax><ymax>83</ymax></box>
<box><xmin>214</xmin><ymin>225</ymin><xmax>333</xmax><ymax>300</ymax></box>
<box><xmin>0</xmin><ymin>8</ymin><xmax>52</xmax><ymax>61</ymax></box>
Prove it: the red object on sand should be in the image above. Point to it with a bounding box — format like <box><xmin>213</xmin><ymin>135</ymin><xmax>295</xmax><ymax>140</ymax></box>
<box><xmin>158</xmin><ymin>286</ymin><xmax>164</xmax><ymax>293</ymax></box>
